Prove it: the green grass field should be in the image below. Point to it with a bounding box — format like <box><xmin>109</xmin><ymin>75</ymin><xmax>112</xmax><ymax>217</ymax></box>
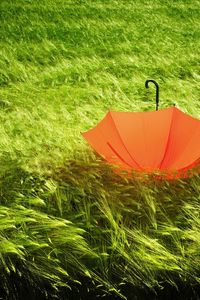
<box><xmin>0</xmin><ymin>0</ymin><xmax>200</xmax><ymax>299</ymax></box>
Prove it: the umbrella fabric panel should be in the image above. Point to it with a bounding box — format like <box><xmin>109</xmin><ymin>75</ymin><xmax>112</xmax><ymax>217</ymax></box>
<box><xmin>82</xmin><ymin>112</ymin><xmax>140</xmax><ymax>171</ymax></box>
<box><xmin>110</xmin><ymin>107</ymin><xmax>175</xmax><ymax>171</ymax></box>
<box><xmin>160</xmin><ymin>107</ymin><xmax>200</xmax><ymax>171</ymax></box>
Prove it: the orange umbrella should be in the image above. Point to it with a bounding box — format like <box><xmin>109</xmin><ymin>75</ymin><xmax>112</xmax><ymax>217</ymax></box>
<box><xmin>82</xmin><ymin>80</ymin><xmax>200</xmax><ymax>179</ymax></box>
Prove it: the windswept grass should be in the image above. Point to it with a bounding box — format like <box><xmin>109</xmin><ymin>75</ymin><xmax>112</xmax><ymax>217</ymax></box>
<box><xmin>0</xmin><ymin>156</ymin><xmax>200</xmax><ymax>299</ymax></box>
<box><xmin>0</xmin><ymin>0</ymin><xmax>200</xmax><ymax>299</ymax></box>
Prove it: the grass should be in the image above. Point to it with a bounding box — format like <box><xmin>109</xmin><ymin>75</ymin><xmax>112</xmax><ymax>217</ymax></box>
<box><xmin>0</xmin><ymin>0</ymin><xmax>200</xmax><ymax>299</ymax></box>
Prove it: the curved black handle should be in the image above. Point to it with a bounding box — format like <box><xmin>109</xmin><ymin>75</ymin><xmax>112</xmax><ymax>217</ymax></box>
<box><xmin>145</xmin><ymin>80</ymin><xmax>159</xmax><ymax>111</ymax></box>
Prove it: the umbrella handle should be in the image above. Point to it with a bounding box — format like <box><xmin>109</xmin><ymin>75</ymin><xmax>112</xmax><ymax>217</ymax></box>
<box><xmin>145</xmin><ymin>80</ymin><xmax>159</xmax><ymax>111</ymax></box>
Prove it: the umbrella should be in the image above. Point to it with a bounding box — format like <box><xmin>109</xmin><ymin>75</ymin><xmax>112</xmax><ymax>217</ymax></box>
<box><xmin>82</xmin><ymin>80</ymin><xmax>200</xmax><ymax>179</ymax></box>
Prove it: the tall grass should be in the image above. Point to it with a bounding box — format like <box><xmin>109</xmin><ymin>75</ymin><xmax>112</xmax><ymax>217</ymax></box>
<box><xmin>0</xmin><ymin>0</ymin><xmax>200</xmax><ymax>299</ymax></box>
<box><xmin>0</xmin><ymin>0</ymin><xmax>200</xmax><ymax>170</ymax></box>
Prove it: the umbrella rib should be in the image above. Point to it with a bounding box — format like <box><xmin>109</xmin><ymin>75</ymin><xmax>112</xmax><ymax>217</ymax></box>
<box><xmin>109</xmin><ymin>112</ymin><xmax>143</xmax><ymax>170</ymax></box>
<box><xmin>107</xmin><ymin>142</ymin><xmax>136</xmax><ymax>168</ymax></box>
<box><xmin>159</xmin><ymin>107</ymin><xmax>176</xmax><ymax>170</ymax></box>
<box><xmin>178</xmin><ymin>156</ymin><xmax>200</xmax><ymax>176</ymax></box>
<box><xmin>168</xmin><ymin>123</ymin><xmax>200</xmax><ymax>171</ymax></box>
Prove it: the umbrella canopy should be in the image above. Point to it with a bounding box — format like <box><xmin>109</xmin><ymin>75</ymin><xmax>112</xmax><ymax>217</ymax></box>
<box><xmin>82</xmin><ymin>80</ymin><xmax>200</xmax><ymax>179</ymax></box>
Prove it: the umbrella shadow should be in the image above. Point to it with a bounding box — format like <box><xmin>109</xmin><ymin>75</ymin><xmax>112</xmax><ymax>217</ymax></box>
<box><xmin>53</xmin><ymin>149</ymin><xmax>200</xmax><ymax>227</ymax></box>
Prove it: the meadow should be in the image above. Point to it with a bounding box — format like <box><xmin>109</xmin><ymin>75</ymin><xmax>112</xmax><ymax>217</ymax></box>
<box><xmin>0</xmin><ymin>0</ymin><xmax>200</xmax><ymax>299</ymax></box>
